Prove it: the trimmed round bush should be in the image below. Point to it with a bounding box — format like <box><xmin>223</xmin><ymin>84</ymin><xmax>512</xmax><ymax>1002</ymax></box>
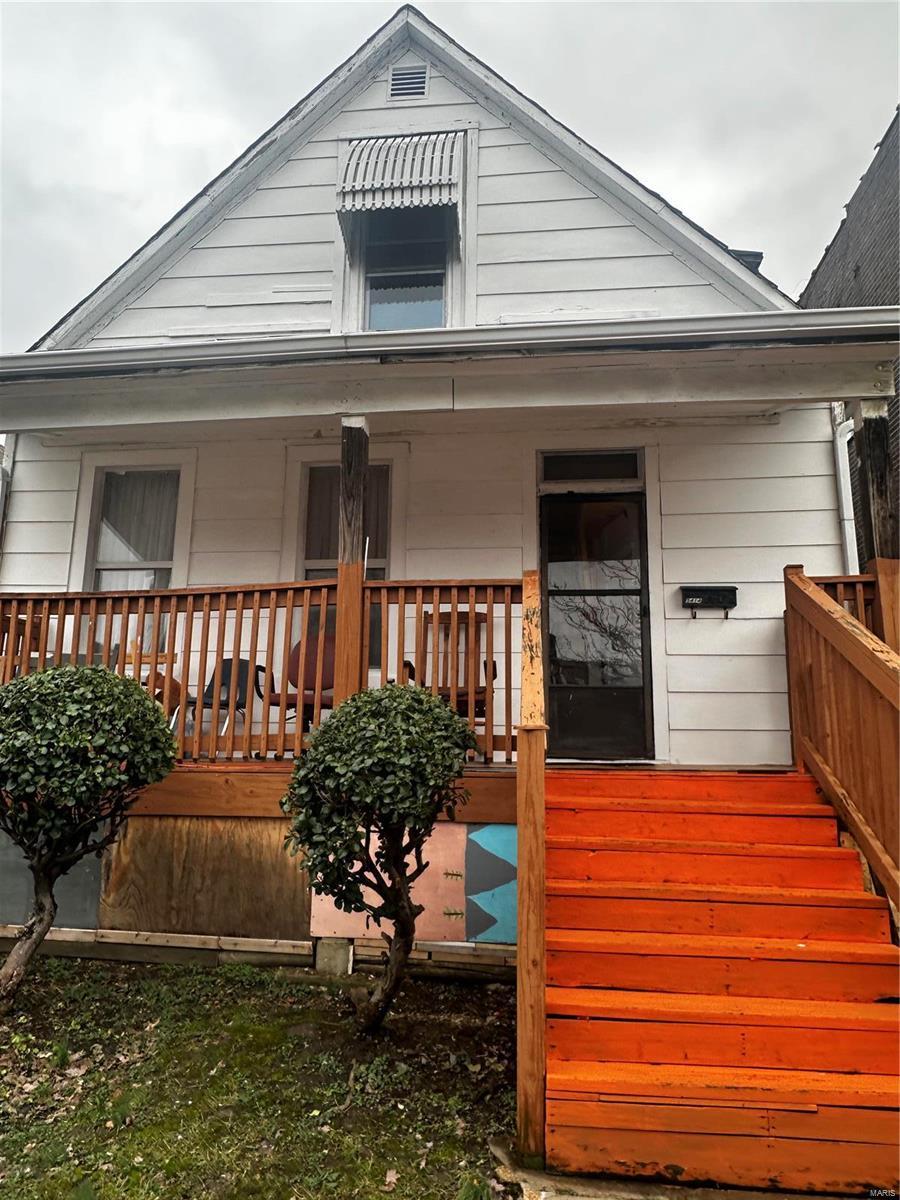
<box><xmin>0</xmin><ymin>666</ymin><xmax>176</xmax><ymax>1011</ymax></box>
<box><xmin>283</xmin><ymin>684</ymin><xmax>476</xmax><ymax>1029</ymax></box>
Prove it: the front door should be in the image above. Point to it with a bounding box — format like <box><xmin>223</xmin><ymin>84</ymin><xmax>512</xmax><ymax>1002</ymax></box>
<box><xmin>541</xmin><ymin>493</ymin><xmax>653</xmax><ymax>759</ymax></box>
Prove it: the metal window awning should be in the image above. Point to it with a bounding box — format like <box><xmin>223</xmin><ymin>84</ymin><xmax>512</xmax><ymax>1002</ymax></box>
<box><xmin>337</xmin><ymin>131</ymin><xmax>464</xmax><ymax>230</ymax></box>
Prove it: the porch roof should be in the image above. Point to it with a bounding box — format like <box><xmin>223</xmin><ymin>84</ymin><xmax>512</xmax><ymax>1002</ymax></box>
<box><xmin>0</xmin><ymin>307</ymin><xmax>896</xmax><ymax>437</ymax></box>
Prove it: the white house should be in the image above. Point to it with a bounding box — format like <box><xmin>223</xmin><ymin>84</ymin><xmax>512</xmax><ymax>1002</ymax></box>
<box><xmin>1</xmin><ymin>7</ymin><xmax>897</xmax><ymax>1189</ymax></box>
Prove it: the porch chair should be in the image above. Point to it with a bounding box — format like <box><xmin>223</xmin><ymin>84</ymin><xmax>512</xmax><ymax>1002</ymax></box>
<box><xmin>255</xmin><ymin>632</ymin><xmax>336</xmax><ymax>731</ymax></box>
<box><xmin>171</xmin><ymin>657</ymin><xmax>266</xmax><ymax>739</ymax></box>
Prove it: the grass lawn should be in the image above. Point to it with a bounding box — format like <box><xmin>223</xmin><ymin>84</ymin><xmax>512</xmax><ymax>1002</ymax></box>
<box><xmin>0</xmin><ymin>958</ymin><xmax>517</xmax><ymax>1199</ymax></box>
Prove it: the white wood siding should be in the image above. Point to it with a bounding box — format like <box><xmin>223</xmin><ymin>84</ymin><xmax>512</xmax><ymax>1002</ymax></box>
<box><xmin>1</xmin><ymin>405</ymin><xmax>841</xmax><ymax>767</ymax></box>
<box><xmin>0</xmin><ymin>437</ymin><xmax>80</xmax><ymax>590</ymax></box>
<box><xmin>85</xmin><ymin>55</ymin><xmax>749</xmax><ymax>348</ymax></box>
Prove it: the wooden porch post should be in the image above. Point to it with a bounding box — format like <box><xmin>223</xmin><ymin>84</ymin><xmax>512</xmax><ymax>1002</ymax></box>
<box><xmin>333</xmin><ymin>416</ymin><xmax>368</xmax><ymax>705</ymax></box>
<box><xmin>783</xmin><ymin>564</ymin><xmax>807</xmax><ymax>772</ymax></box>
<box><xmin>516</xmin><ymin>568</ymin><xmax>547</xmax><ymax>1164</ymax></box>
<box><xmin>868</xmin><ymin>557</ymin><xmax>900</xmax><ymax>652</ymax></box>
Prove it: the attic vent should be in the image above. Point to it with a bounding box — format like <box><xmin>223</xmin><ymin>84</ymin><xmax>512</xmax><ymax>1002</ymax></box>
<box><xmin>389</xmin><ymin>63</ymin><xmax>428</xmax><ymax>100</ymax></box>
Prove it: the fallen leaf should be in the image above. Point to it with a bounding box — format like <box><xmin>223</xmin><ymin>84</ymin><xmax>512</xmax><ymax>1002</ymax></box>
<box><xmin>383</xmin><ymin>1168</ymin><xmax>399</xmax><ymax>1192</ymax></box>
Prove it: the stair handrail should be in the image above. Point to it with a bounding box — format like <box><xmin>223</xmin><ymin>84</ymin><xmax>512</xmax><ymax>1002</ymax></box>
<box><xmin>516</xmin><ymin>568</ymin><xmax>547</xmax><ymax>1164</ymax></box>
<box><xmin>784</xmin><ymin>564</ymin><xmax>900</xmax><ymax>906</ymax></box>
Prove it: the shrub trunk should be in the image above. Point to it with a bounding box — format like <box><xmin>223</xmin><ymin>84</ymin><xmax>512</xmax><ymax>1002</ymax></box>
<box><xmin>0</xmin><ymin>869</ymin><xmax>56</xmax><ymax>1016</ymax></box>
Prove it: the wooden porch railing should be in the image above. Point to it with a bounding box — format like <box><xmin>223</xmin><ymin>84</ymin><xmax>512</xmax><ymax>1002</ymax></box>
<box><xmin>809</xmin><ymin>559</ymin><xmax>899</xmax><ymax>651</ymax></box>
<box><xmin>516</xmin><ymin>568</ymin><xmax>547</xmax><ymax>1163</ymax></box>
<box><xmin>785</xmin><ymin>564</ymin><xmax>900</xmax><ymax>906</ymax></box>
<box><xmin>0</xmin><ymin>576</ymin><xmax>523</xmax><ymax>766</ymax></box>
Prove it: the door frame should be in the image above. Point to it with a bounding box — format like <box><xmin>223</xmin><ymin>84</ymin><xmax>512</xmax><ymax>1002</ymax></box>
<box><xmin>540</xmin><ymin>488</ymin><xmax>655</xmax><ymax>760</ymax></box>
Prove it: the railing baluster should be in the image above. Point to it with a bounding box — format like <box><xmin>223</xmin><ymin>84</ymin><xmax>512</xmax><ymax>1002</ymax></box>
<box><xmin>292</xmin><ymin>593</ymin><xmax>311</xmax><ymax>758</ymax></box>
<box><xmin>276</xmin><ymin>587</ymin><xmax>295</xmax><ymax>759</ymax></box>
<box><xmin>53</xmin><ymin>599</ymin><xmax>66</xmax><ymax>666</ymax></box>
<box><xmin>132</xmin><ymin>599</ymin><xmax>146</xmax><ymax>683</ymax></box>
<box><xmin>161</xmin><ymin>594</ymin><xmax>179</xmax><ymax>725</ymax></box>
<box><xmin>17</xmin><ymin>600</ymin><xmax>35</xmax><ymax>677</ymax></box>
<box><xmin>100</xmin><ymin>598</ymin><xmax>114</xmax><ymax>667</ymax></box>
<box><xmin>116</xmin><ymin>599</ymin><xmax>130</xmax><ymax>676</ymax></box>
<box><xmin>414</xmin><ymin>587</ymin><xmax>424</xmax><ymax>685</ymax></box>
<box><xmin>361</xmin><ymin>587</ymin><xmax>372</xmax><ymax>688</ymax></box>
<box><xmin>395</xmin><ymin>585</ymin><xmax>406</xmax><ymax>684</ymax></box>
<box><xmin>380</xmin><ymin>587</ymin><xmax>389</xmax><ymax>686</ymax></box>
<box><xmin>484</xmin><ymin>586</ymin><xmax>494</xmax><ymax>764</ymax></box>
<box><xmin>36</xmin><ymin>599</ymin><xmax>50</xmax><ymax>672</ymax></box>
<box><xmin>176</xmin><ymin>595</ymin><xmax>195</xmax><ymax>761</ymax></box>
<box><xmin>467</xmin><ymin>585</ymin><xmax>477</xmax><ymax>740</ymax></box>
<box><xmin>243</xmin><ymin>591</ymin><xmax>261</xmax><ymax>762</ymax></box>
<box><xmin>69</xmin><ymin>599</ymin><xmax>83</xmax><ymax>665</ymax></box>
<box><xmin>430</xmin><ymin>587</ymin><xmax>440</xmax><ymax>695</ymax></box>
<box><xmin>223</xmin><ymin>591</ymin><xmax>244</xmax><ymax>759</ymax></box>
<box><xmin>449</xmin><ymin>587</ymin><xmax>459</xmax><ymax>714</ymax></box>
<box><xmin>312</xmin><ymin>587</ymin><xmax>328</xmax><ymax>729</ymax></box>
<box><xmin>258</xmin><ymin>589</ymin><xmax>278</xmax><ymax>760</ymax></box>
<box><xmin>207</xmin><ymin>593</ymin><xmax>228</xmax><ymax>762</ymax></box>
<box><xmin>504</xmin><ymin>585</ymin><xmax>513</xmax><ymax>762</ymax></box>
<box><xmin>192</xmin><ymin>593</ymin><xmax>212</xmax><ymax>762</ymax></box>
<box><xmin>84</xmin><ymin>599</ymin><xmax>98</xmax><ymax>667</ymax></box>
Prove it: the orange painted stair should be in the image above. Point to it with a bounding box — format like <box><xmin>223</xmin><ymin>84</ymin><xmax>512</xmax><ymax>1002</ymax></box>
<box><xmin>545</xmin><ymin>1062</ymin><xmax>899</xmax><ymax>1193</ymax></box>
<box><xmin>546</xmin><ymin>987</ymin><xmax>899</xmax><ymax>1073</ymax></box>
<box><xmin>546</xmin><ymin>928</ymin><xmax>900</xmax><ymax>1001</ymax></box>
<box><xmin>547</xmin><ymin>836</ymin><xmax>863</xmax><ymax>889</ymax></box>
<box><xmin>546</xmin><ymin>806</ymin><xmax>837</xmax><ymax>844</ymax></box>
<box><xmin>546</xmin><ymin>770</ymin><xmax>824</xmax><ymax>803</ymax></box>
<box><xmin>545</xmin><ymin>880</ymin><xmax>892</xmax><ymax>941</ymax></box>
<box><xmin>541</xmin><ymin>769</ymin><xmax>899</xmax><ymax>1192</ymax></box>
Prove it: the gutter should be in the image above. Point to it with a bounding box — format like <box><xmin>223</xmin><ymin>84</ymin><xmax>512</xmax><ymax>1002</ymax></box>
<box><xmin>1</xmin><ymin>307</ymin><xmax>898</xmax><ymax>384</ymax></box>
<box><xmin>833</xmin><ymin>418</ymin><xmax>860</xmax><ymax>574</ymax></box>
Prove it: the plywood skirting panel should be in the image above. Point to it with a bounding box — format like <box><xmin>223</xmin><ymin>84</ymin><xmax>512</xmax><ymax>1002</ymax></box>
<box><xmin>100</xmin><ymin>816</ymin><xmax>310</xmax><ymax>940</ymax></box>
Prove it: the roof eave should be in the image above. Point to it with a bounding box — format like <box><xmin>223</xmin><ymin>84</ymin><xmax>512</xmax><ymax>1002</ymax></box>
<box><xmin>4</xmin><ymin>308</ymin><xmax>897</xmax><ymax>385</ymax></box>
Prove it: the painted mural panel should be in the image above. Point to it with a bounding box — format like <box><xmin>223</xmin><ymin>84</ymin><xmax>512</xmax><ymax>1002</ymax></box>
<box><xmin>310</xmin><ymin>821</ymin><xmax>517</xmax><ymax>945</ymax></box>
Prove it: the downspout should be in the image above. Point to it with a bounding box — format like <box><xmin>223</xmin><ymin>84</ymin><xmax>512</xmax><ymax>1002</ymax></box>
<box><xmin>833</xmin><ymin>418</ymin><xmax>859</xmax><ymax>574</ymax></box>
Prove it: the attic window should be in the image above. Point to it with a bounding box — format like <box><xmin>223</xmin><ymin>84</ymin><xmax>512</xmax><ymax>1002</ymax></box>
<box><xmin>389</xmin><ymin>62</ymin><xmax>428</xmax><ymax>100</ymax></box>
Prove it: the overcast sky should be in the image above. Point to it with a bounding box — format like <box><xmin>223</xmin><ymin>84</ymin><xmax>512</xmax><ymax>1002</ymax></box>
<box><xmin>1</xmin><ymin>0</ymin><xmax>897</xmax><ymax>352</ymax></box>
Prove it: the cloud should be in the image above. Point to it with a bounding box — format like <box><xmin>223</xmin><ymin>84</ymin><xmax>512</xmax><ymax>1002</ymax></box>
<box><xmin>1</xmin><ymin>1</ymin><xmax>897</xmax><ymax>350</ymax></box>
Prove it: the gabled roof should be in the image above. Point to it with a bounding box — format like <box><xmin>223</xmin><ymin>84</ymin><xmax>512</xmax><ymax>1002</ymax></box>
<box><xmin>33</xmin><ymin>5</ymin><xmax>793</xmax><ymax>351</ymax></box>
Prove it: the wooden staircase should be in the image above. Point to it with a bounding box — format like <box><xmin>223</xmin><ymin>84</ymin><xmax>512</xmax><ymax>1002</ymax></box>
<box><xmin>544</xmin><ymin>769</ymin><xmax>900</xmax><ymax>1194</ymax></box>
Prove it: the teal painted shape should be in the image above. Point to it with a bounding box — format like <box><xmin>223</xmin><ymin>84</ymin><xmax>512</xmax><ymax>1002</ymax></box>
<box><xmin>469</xmin><ymin>823</ymin><xmax>517</xmax><ymax>866</ymax></box>
<box><xmin>469</xmin><ymin>879</ymin><xmax>517</xmax><ymax>944</ymax></box>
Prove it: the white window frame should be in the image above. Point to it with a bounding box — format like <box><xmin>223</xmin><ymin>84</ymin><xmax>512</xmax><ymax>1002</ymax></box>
<box><xmin>69</xmin><ymin>448</ymin><xmax>197</xmax><ymax>592</ymax></box>
<box><xmin>333</xmin><ymin>126</ymin><xmax>478</xmax><ymax>333</ymax></box>
<box><xmin>280</xmin><ymin>441</ymin><xmax>409</xmax><ymax>582</ymax></box>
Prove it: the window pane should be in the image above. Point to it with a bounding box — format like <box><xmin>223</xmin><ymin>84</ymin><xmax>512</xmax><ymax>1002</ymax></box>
<box><xmin>96</xmin><ymin>470</ymin><xmax>179</xmax><ymax>564</ymax></box>
<box><xmin>305</xmin><ymin>464</ymin><xmax>390</xmax><ymax>564</ymax></box>
<box><xmin>546</xmin><ymin>499</ymin><xmax>642</xmax><ymax>592</ymax></box>
<box><xmin>367</xmin><ymin>272</ymin><xmax>444</xmax><ymax>331</ymax></box>
<box><xmin>543</xmin><ymin>452</ymin><xmax>640</xmax><ymax>482</ymax></box>
<box><xmin>365</xmin><ymin>465</ymin><xmax>390</xmax><ymax>559</ymax></box>
<box><xmin>305</xmin><ymin>466</ymin><xmax>340</xmax><ymax>560</ymax></box>
<box><xmin>367</xmin><ymin>207</ymin><xmax>448</xmax><ymax>244</ymax></box>
<box><xmin>95</xmin><ymin>567</ymin><xmax>172</xmax><ymax>591</ymax></box>
<box><xmin>367</xmin><ymin>240</ymin><xmax>445</xmax><ymax>272</ymax></box>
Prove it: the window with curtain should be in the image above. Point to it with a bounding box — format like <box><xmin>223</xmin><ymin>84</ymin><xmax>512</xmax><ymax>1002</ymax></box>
<box><xmin>304</xmin><ymin>463</ymin><xmax>391</xmax><ymax>669</ymax></box>
<box><xmin>303</xmin><ymin>463</ymin><xmax>390</xmax><ymax>580</ymax></box>
<box><xmin>90</xmin><ymin>469</ymin><xmax>180</xmax><ymax>590</ymax></box>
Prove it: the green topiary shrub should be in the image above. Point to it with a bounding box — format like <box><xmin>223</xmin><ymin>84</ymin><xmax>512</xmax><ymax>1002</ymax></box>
<box><xmin>283</xmin><ymin>684</ymin><xmax>476</xmax><ymax>1032</ymax></box>
<box><xmin>0</xmin><ymin>666</ymin><xmax>175</xmax><ymax>1012</ymax></box>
